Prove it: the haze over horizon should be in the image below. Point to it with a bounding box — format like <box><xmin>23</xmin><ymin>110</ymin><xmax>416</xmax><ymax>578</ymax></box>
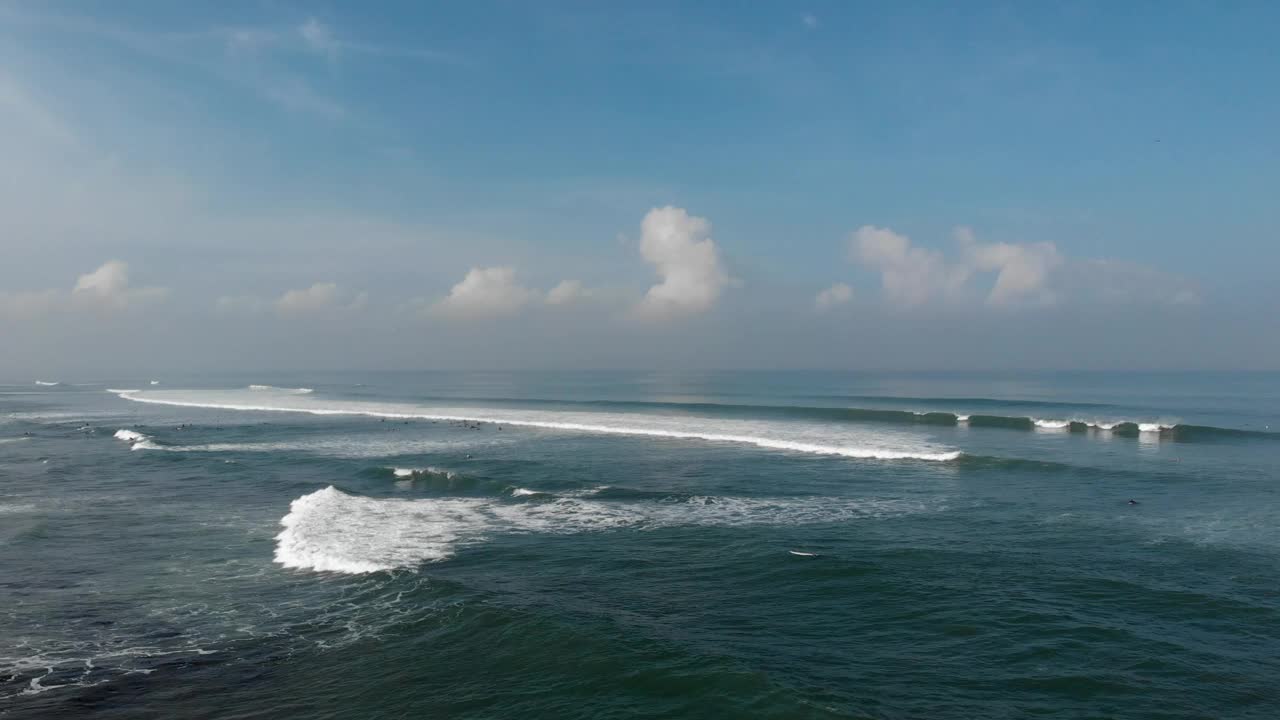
<box><xmin>2</xmin><ymin>1</ymin><xmax>1278</xmax><ymax>374</ymax></box>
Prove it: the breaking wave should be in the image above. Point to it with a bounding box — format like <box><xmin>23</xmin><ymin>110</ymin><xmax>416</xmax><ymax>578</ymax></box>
<box><xmin>113</xmin><ymin>429</ymin><xmax>161</xmax><ymax>450</ymax></box>
<box><xmin>275</xmin><ymin>485</ymin><xmax>934</xmax><ymax>574</ymax></box>
<box><xmin>33</xmin><ymin>381</ymin><xmax>59</xmax><ymax>387</ymax></box>
<box><xmin>248</xmin><ymin>385</ymin><xmax>314</xmax><ymax>394</ymax></box>
<box><xmin>111</xmin><ymin>389</ymin><xmax>962</xmax><ymax>461</ymax></box>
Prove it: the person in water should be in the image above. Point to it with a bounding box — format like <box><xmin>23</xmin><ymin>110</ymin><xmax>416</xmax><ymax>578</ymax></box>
<box><xmin>1127</xmin><ymin>499</ymin><xmax>1140</xmax><ymax>505</ymax></box>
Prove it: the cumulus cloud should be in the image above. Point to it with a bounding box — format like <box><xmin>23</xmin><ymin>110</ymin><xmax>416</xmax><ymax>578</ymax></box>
<box><xmin>275</xmin><ymin>282</ymin><xmax>366</xmax><ymax>316</ymax></box>
<box><xmin>635</xmin><ymin>206</ymin><xmax>729</xmax><ymax>319</ymax></box>
<box><xmin>1</xmin><ymin>260</ymin><xmax>166</xmax><ymax>319</ymax></box>
<box><xmin>847</xmin><ymin>225</ymin><xmax>1197</xmax><ymax>309</ymax></box>
<box><xmin>850</xmin><ymin>226</ymin><xmax>969</xmax><ymax>307</ymax></box>
<box><xmin>431</xmin><ymin>266</ymin><xmax>537</xmax><ymax>318</ymax></box>
<box><xmin>815</xmin><ymin>283</ymin><xmax>853</xmax><ymax>310</ymax></box>
<box><xmin>546</xmin><ymin>280</ymin><xmax>590</xmax><ymax>306</ymax></box>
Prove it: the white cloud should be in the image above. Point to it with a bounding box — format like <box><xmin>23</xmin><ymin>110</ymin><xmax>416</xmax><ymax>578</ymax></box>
<box><xmin>275</xmin><ymin>282</ymin><xmax>366</xmax><ymax>316</ymax></box>
<box><xmin>848</xmin><ymin>225</ymin><xmax>1197</xmax><ymax>309</ymax></box>
<box><xmin>815</xmin><ymin>283</ymin><xmax>853</xmax><ymax>310</ymax></box>
<box><xmin>0</xmin><ymin>260</ymin><xmax>165</xmax><ymax>319</ymax></box>
<box><xmin>802</xmin><ymin>14</ymin><xmax>819</xmax><ymax>29</ymax></box>
<box><xmin>431</xmin><ymin>266</ymin><xmax>537</xmax><ymax>318</ymax></box>
<box><xmin>635</xmin><ymin>206</ymin><xmax>729</xmax><ymax>319</ymax></box>
<box><xmin>546</xmin><ymin>280</ymin><xmax>589</xmax><ymax>306</ymax></box>
<box><xmin>956</xmin><ymin>227</ymin><xmax>1062</xmax><ymax>306</ymax></box>
<box><xmin>850</xmin><ymin>225</ymin><xmax>969</xmax><ymax>307</ymax></box>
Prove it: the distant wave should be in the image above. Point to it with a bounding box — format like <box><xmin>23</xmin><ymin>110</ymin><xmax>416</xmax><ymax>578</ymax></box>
<box><xmin>275</xmin><ymin>485</ymin><xmax>934</xmax><ymax>574</ymax></box>
<box><xmin>389</xmin><ymin>466</ymin><xmax>457</xmax><ymax>480</ymax></box>
<box><xmin>248</xmin><ymin>385</ymin><xmax>314</xmax><ymax>394</ymax></box>
<box><xmin>111</xmin><ymin>389</ymin><xmax>962</xmax><ymax>462</ymax></box>
<box><xmin>105</xmin><ymin>388</ymin><xmax>141</xmax><ymax>394</ymax></box>
<box><xmin>108</xmin><ymin>387</ymin><xmax>1276</xmax><ymax>446</ymax></box>
<box><xmin>33</xmin><ymin>381</ymin><xmax>59</xmax><ymax>387</ymax></box>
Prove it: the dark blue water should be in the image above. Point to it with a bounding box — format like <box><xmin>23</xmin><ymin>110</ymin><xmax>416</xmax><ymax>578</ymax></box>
<box><xmin>3</xmin><ymin>372</ymin><xmax>1279</xmax><ymax>718</ymax></box>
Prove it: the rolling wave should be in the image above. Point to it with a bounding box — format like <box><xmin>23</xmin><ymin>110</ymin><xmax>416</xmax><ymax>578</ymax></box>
<box><xmin>106</xmin><ymin>388</ymin><xmax>1275</xmax><ymax>445</ymax></box>
<box><xmin>109</xmin><ymin>389</ymin><xmax>961</xmax><ymax>461</ymax></box>
<box><xmin>248</xmin><ymin>385</ymin><xmax>314</xmax><ymax>394</ymax></box>
<box><xmin>275</xmin><ymin>485</ymin><xmax>935</xmax><ymax>574</ymax></box>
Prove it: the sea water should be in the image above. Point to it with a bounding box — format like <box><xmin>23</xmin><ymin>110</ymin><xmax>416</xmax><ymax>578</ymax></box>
<box><xmin>2</xmin><ymin>371</ymin><xmax>1278</xmax><ymax>718</ymax></box>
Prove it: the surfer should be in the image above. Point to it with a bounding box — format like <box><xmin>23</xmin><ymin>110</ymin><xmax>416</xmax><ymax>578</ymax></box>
<box><xmin>1127</xmin><ymin>499</ymin><xmax>1139</xmax><ymax>505</ymax></box>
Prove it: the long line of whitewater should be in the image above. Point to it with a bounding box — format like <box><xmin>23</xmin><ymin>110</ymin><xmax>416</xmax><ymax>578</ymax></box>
<box><xmin>108</xmin><ymin>389</ymin><xmax>961</xmax><ymax>461</ymax></box>
<box><xmin>323</xmin><ymin>394</ymin><xmax>1273</xmax><ymax>441</ymax></box>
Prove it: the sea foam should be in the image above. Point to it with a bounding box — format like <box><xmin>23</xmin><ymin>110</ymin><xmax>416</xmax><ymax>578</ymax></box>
<box><xmin>274</xmin><ymin>485</ymin><xmax>932</xmax><ymax>574</ymax></box>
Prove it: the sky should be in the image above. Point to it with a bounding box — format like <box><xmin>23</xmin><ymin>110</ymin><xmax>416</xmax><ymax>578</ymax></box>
<box><xmin>1</xmin><ymin>0</ymin><xmax>1278</xmax><ymax>375</ymax></box>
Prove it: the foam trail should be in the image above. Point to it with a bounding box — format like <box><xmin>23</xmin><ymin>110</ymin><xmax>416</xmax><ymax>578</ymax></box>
<box><xmin>113</xmin><ymin>389</ymin><xmax>961</xmax><ymax>462</ymax></box>
<box><xmin>275</xmin><ymin>486</ymin><xmax>931</xmax><ymax>574</ymax></box>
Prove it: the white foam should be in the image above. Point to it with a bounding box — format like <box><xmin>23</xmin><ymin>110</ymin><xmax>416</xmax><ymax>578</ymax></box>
<box><xmin>955</xmin><ymin>415</ymin><xmax>970</xmax><ymax>423</ymax></box>
<box><xmin>112</xmin><ymin>389</ymin><xmax>962</xmax><ymax>462</ymax></box>
<box><xmin>1032</xmin><ymin>418</ymin><xmax>1070</xmax><ymax>430</ymax></box>
<box><xmin>510</xmin><ymin>487</ymin><xmax>540</xmax><ymax>497</ymax></box>
<box><xmin>1139</xmin><ymin>422</ymin><xmax>1173</xmax><ymax>433</ymax></box>
<box><xmin>389</xmin><ymin>466</ymin><xmax>456</xmax><ymax>479</ymax></box>
<box><xmin>275</xmin><ymin>485</ymin><xmax>932</xmax><ymax>574</ymax></box>
<box><xmin>150</xmin><ymin>380</ymin><xmax>160</xmax><ymax>385</ymax></box>
<box><xmin>113</xmin><ymin>429</ymin><xmax>149</xmax><ymax>443</ymax></box>
<box><xmin>106</xmin><ymin>388</ymin><xmax>141</xmax><ymax>394</ymax></box>
<box><xmin>789</xmin><ymin>550</ymin><xmax>818</xmax><ymax>557</ymax></box>
<box><xmin>34</xmin><ymin>380</ymin><xmax>59</xmax><ymax>386</ymax></box>
<box><xmin>248</xmin><ymin>384</ymin><xmax>313</xmax><ymax>394</ymax></box>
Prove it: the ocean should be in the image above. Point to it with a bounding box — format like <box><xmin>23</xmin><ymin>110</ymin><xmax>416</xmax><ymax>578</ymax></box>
<box><xmin>2</xmin><ymin>371</ymin><xmax>1278</xmax><ymax>719</ymax></box>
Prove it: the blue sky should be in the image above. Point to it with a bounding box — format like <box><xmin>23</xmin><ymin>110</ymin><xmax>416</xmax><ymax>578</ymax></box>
<box><xmin>1</xmin><ymin>1</ymin><xmax>1277</xmax><ymax>372</ymax></box>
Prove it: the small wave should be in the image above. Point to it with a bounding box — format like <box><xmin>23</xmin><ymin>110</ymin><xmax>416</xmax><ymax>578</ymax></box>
<box><xmin>248</xmin><ymin>385</ymin><xmax>313</xmax><ymax>394</ymax></box>
<box><xmin>0</xmin><ymin>437</ymin><xmax>31</xmax><ymax>445</ymax></box>
<box><xmin>150</xmin><ymin>380</ymin><xmax>160</xmax><ymax>385</ymax></box>
<box><xmin>105</xmin><ymin>388</ymin><xmax>141</xmax><ymax>394</ymax></box>
<box><xmin>510</xmin><ymin>487</ymin><xmax>544</xmax><ymax>497</ymax></box>
<box><xmin>389</xmin><ymin>466</ymin><xmax>457</xmax><ymax>480</ymax></box>
<box><xmin>275</xmin><ymin>485</ymin><xmax>932</xmax><ymax>574</ymax></box>
<box><xmin>33</xmin><ymin>380</ymin><xmax>59</xmax><ymax>386</ymax></box>
<box><xmin>113</xmin><ymin>428</ymin><xmax>162</xmax><ymax>450</ymax></box>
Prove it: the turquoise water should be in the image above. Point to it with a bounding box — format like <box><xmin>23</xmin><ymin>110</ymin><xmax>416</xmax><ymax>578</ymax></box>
<box><xmin>2</xmin><ymin>371</ymin><xmax>1278</xmax><ymax>718</ymax></box>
